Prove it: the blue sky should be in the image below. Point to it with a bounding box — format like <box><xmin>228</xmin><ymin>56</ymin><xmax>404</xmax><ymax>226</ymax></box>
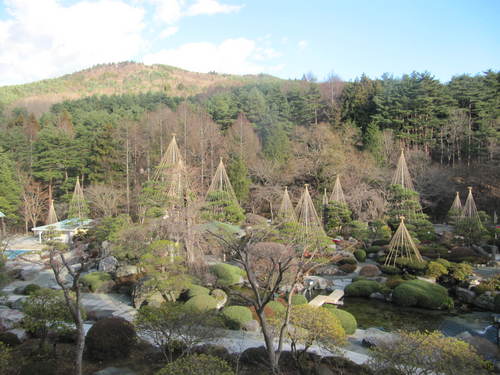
<box><xmin>0</xmin><ymin>0</ymin><xmax>498</xmax><ymax>85</ymax></box>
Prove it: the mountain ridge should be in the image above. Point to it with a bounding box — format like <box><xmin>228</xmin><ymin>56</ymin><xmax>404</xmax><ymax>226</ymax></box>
<box><xmin>0</xmin><ymin>61</ymin><xmax>281</xmax><ymax>115</ymax></box>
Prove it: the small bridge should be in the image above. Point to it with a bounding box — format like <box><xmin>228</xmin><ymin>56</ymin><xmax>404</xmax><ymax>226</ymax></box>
<box><xmin>308</xmin><ymin>289</ymin><xmax>344</xmax><ymax>307</ymax></box>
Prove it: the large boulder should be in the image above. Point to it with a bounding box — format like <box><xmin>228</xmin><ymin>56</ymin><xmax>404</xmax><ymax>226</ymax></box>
<box><xmin>472</xmin><ymin>293</ymin><xmax>496</xmax><ymax>311</ymax></box>
<box><xmin>98</xmin><ymin>256</ymin><xmax>119</xmax><ymax>273</ymax></box>
<box><xmin>20</xmin><ymin>264</ymin><xmax>44</xmax><ymax>281</ymax></box>
<box><xmin>7</xmin><ymin>328</ymin><xmax>28</xmax><ymax>343</ymax></box>
<box><xmin>456</xmin><ymin>287</ymin><xmax>476</xmax><ymax>304</ymax></box>
<box><xmin>359</xmin><ymin>264</ymin><xmax>381</xmax><ymax>277</ymax></box>
<box><xmin>131</xmin><ymin>277</ymin><xmax>165</xmax><ymax>308</ymax></box>
<box><xmin>0</xmin><ymin>308</ymin><xmax>25</xmax><ymax>330</ymax></box>
<box><xmin>361</xmin><ymin>328</ymin><xmax>398</xmax><ymax>348</ymax></box>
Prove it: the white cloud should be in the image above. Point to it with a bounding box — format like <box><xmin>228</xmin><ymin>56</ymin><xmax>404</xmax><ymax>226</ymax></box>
<box><xmin>0</xmin><ymin>0</ymin><xmax>146</xmax><ymax>85</ymax></box>
<box><xmin>298</xmin><ymin>40</ymin><xmax>308</xmax><ymax>50</ymax></box>
<box><xmin>186</xmin><ymin>0</ymin><xmax>243</xmax><ymax>16</ymax></box>
<box><xmin>148</xmin><ymin>0</ymin><xmax>242</xmax><ymax>24</ymax></box>
<box><xmin>143</xmin><ymin>38</ymin><xmax>281</xmax><ymax>75</ymax></box>
<box><xmin>159</xmin><ymin>26</ymin><xmax>179</xmax><ymax>38</ymax></box>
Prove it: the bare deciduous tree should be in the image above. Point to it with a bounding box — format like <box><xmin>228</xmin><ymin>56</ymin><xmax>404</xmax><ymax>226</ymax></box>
<box><xmin>86</xmin><ymin>184</ymin><xmax>124</xmax><ymax>217</ymax></box>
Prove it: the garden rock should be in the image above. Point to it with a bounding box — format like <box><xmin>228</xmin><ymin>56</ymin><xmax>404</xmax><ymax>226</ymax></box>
<box><xmin>456</xmin><ymin>287</ymin><xmax>476</xmax><ymax>304</ymax></box>
<box><xmin>210</xmin><ymin>289</ymin><xmax>227</xmax><ymax>309</ymax></box>
<box><xmin>0</xmin><ymin>308</ymin><xmax>24</xmax><ymax>330</ymax></box>
<box><xmin>93</xmin><ymin>367</ymin><xmax>137</xmax><ymax>375</ymax></box>
<box><xmin>359</xmin><ymin>264</ymin><xmax>381</xmax><ymax>277</ymax></box>
<box><xmin>99</xmin><ymin>256</ymin><xmax>119</xmax><ymax>273</ymax></box>
<box><xmin>7</xmin><ymin>328</ymin><xmax>28</xmax><ymax>342</ymax></box>
<box><xmin>473</xmin><ymin>293</ymin><xmax>495</xmax><ymax>311</ymax></box>
<box><xmin>314</xmin><ymin>264</ymin><xmax>339</xmax><ymax>276</ymax></box>
<box><xmin>20</xmin><ymin>264</ymin><xmax>44</xmax><ymax>281</ymax></box>
<box><xmin>361</xmin><ymin>328</ymin><xmax>397</xmax><ymax>348</ymax></box>
<box><xmin>132</xmin><ymin>277</ymin><xmax>163</xmax><ymax>308</ymax></box>
<box><xmin>242</xmin><ymin>319</ymin><xmax>260</xmax><ymax>332</ymax></box>
<box><xmin>369</xmin><ymin>292</ymin><xmax>386</xmax><ymax>301</ymax></box>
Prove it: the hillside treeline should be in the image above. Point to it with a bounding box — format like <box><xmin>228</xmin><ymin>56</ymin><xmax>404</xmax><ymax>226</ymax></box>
<box><xmin>0</xmin><ymin>70</ymin><xmax>498</xmax><ymax>227</ymax></box>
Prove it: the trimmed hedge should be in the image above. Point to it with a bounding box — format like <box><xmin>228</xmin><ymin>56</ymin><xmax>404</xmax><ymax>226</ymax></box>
<box><xmin>345</xmin><ymin>280</ymin><xmax>382</xmax><ymax>297</ymax></box>
<box><xmin>85</xmin><ymin>317</ymin><xmax>136</xmax><ymax>361</ymax></box>
<box><xmin>222</xmin><ymin>306</ymin><xmax>253</xmax><ymax>329</ymax></box>
<box><xmin>184</xmin><ymin>295</ymin><xmax>218</xmax><ymax>312</ymax></box>
<box><xmin>323</xmin><ymin>305</ymin><xmax>357</xmax><ymax>334</ymax></box>
<box><xmin>366</xmin><ymin>246</ymin><xmax>381</xmax><ymax>254</ymax></box>
<box><xmin>0</xmin><ymin>332</ymin><xmax>21</xmax><ymax>347</ymax></box>
<box><xmin>291</xmin><ymin>294</ymin><xmax>308</xmax><ymax>305</ymax></box>
<box><xmin>385</xmin><ymin>276</ymin><xmax>405</xmax><ymax>289</ymax></box>
<box><xmin>81</xmin><ymin>272</ymin><xmax>112</xmax><ymax>292</ymax></box>
<box><xmin>210</xmin><ymin>264</ymin><xmax>245</xmax><ymax>286</ymax></box>
<box><xmin>155</xmin><ymin>353</ymin><xmax>234</xmax><ymax>375</ymax></box>
<box><xmin>392</xmin><ymin>280</ymin><xmax>453</xmax><ymax>310</ymax></box>
<box><xmin>354</xmin><ymin>250</ymin><xmax>366</xmax><ymax>262</ymax></box>
<box><xmin>187</xmin><ymin>285</ymin><xmax>210</xmax><ymax>299</ymax></box>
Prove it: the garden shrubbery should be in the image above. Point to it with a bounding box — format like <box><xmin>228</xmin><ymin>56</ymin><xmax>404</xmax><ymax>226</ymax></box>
<box><xmin>222</xmin><ymin>306</ymin><xmax>253</xmax><ymax>329</ymax></box>
<box><xmin>184</xmin><ymin>295</ymin><xmax>218</xmax><ymax>312</ymax></box>
<box><xmin>392</xmin><ymin>280</ymin><xmax>453</xmax><ymax>310</ymax></box>
<box><xmin>394</xmin><ymin>258</ymin><xmax>428</xmax><ymax>275</ymax></box>
<box><xmin>85</xmin><ymin>317</ymin><xmax>136</xmax><ymax>361</ymax></box>
<box><xmin>187</xmin><ymin>285</ymin><xmax>210</xmax><ymax>298</ymax></box>
<box><xmin>210</xmin><ymin>264</ymin><xmax>245</xmax><ymax>286</ymax></box>
<box><xmin>338</xmin><ymin>257</ymin><xmax>357</xmax><ymax>265</ymax></box>
<box><xmin>380</xmin><ymin>265</ymin><xmax>400</xmax><ymax>275</ymax></box>
<box><xmin>322</xmin><ymin>305</ymin><xmax>357</xmax><ymax>334</ymax></box>
<box><xmin>155</xmin><ymin>353</ymin><xmax>234</xmax><ymax>375</ymax></box>
<box><xmin>22</xmin><ymin>284</ymin><xmax>41</xmax><ymax>295</ymax></box>
<box><xmin>81</xmin><ymin>271</ymin><xmax>112</xmax><ymax>292</ymax></box>
<box><xmin>291</xmin><ymin>294</ymin><xmax>308</xmax><ymax>305</ymax></box>
<box><xmin>354</xmin><ymin>250</ymin><xmax>366</xmax><ymax>262</ymax></box>
<box><xmin>345</xmin><ymin>280</ymin><xmax>382</xmax><ymax>297</ymax></box>
<box><xmin>267</xmin><ymin>300</ymin><xmax>286</xmax><ymax>314</ymax></box>
<box><xmin>0</xmin><ymin>332</ymin><xmax>21</xmax><ymax>347</ymax></box>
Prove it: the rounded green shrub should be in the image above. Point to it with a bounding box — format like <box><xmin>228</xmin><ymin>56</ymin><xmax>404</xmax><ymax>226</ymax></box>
<box><xmin>354</xmin><ymin>250</ymin><xmax>366</xmax><ymax>262</ymax></box>
<box><xmin>385</xmin><ymin>276</ymin><xmax>405</xmax><ymax>289</ymax></box>
<box><xmin>155</xmin><ymin>353</ymin><xmax>234</xmax><ymax>375</ymax></box>
<box><xmin>380</xmin><ymin>265</ymin><xmax>401</xmax><ymax>275</ymax></box>
<box><xmin>266</xmin><ymin>301</ymin><xmax>285</xmax><ymax>314</ymax></box>
<box><xmin>210</xmin><ymin>264</ymin><xmax>245</xmax><ymax>286</ymax></box>
<box><xmin>81</xmin><ymin>271</ymin><xmax>112</xmax><ymax>292</ymax></box>
<box><xmin>366</xmin><ymin>246</ymin><xmax>381</xmax><ymax>254</ymax></box>
<box><xmin>322</xmin><ymin>305</ymin><xmax>357</xmax><ymax>334</ymax></box>
<box><xmin>426</xmin><ymin>261</ymin><xmax>448</xmax><ymax>278</ymax></box>
<box><xmin>85</xmin><ymin>317</ymin><xmax>136</xmax><ymax>361</ymax></box>
<box><xmin>211</xmin><ymin>289</ymin><xmax>227</xmax><ymax>304</ymax></box>
<box><xmin>392</xmin><ymin>280</ymin><xmax>452</xmax><ymax>310</ymax></box>
<box><xmin>222</xmin><ymin>306</ymin><xmax>253</xmax><ymax>329</ymax></box>
<box><xmin>338</xmin><ymin>257</ymin><xmax>357</xmax><ymax>265</ymax></box>
<box><xmin>345</xmin><ymin>280</ymin><xmax>382</xmax><ymax>297</ymax></box>
<box><xmin>339</xmin><ymin>263</ymin><xmax>357</xmax><ymax>273</ymax></box>
<box><xmin>23</xmin><ymin>284</ymin><xmax>41</xmax><ymax>295</ymax></box>
<box><xmin>184</xmin><ymin>295</ymin><xmax>218</xmax><ymax>312</ymax></box>
<box><xmin>291</xmin><ymin>294</ymin><xmax>308</xmax><ymax>305</ymax></box>
<box><xmin>187</xmin><ymin>285</ymin><xmax>210</xmax><ymax>298</ymax></box>
<box><xmin>395</xmin><ymin>258</ymin><xmax>428</xmax><ymax>275</ymax></box>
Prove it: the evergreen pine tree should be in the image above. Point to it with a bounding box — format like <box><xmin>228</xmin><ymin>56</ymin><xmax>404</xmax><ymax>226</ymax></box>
<box><xmin>0</xmin><ymin>149</ymin><xmax>22</xmax><ymax>222</ymax></box>
<box><xmin>227</xmin><ymin>154</ymin><xmax>251</xmax><ymax>203</ymax></box>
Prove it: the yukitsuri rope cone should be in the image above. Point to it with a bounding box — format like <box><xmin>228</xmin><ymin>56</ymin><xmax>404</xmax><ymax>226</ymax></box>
<box><xmin>384</xmin><ymin>216</ymin><xmax>423</xmax><ymax>266</ymax></box>
<box><xmin>448</xmin><ymin>191</ymin><xmax>463</xmax><ymax>223</ymax></box>
<box><xmin>329</xmin><ymin>175</ymin><xmax>346</xmax><ymax>204</ymax></box>
<box><xmin>153</xmin><ymin>134</ymin><xmax>183</xmax><ymax>182</ymax></box>
<box><xmin>205</xmin><ymin>158</ymin><xmax>242</xmax><ymax>217</ymax></box>
<box><xmin>295</xmin><ymin>184</ymin><xmax>326</xmax><ymax>243</ymax></box>
<box><xmin>277</xmin><ymin>186</ymin><xmax>297</xmax><ymax>223</ymax></box>
<box><xmin>46</xmin><ymin>186</ymin><xmax>58</xmax><ymax>225</ymax></box>
<box><xmin>461</xmin><ymin>187</ymin><xmax>483</xmax><ymax>228</ymax></box>
<box><xmin>392</xmin><ymin>148</ymin><xmax>415</xmax><ymax>191</ymax></box>
<box><xmin>68</xmin><ymin>177</ymin><xmax>89</xmax><ymax>220</ymax></box>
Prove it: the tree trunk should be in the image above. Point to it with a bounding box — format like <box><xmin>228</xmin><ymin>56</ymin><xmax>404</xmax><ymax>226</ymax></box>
<box><xmin>74</xmin><ymin>309</ymin><xmax>84</xmax><ymax>375</ymax></box>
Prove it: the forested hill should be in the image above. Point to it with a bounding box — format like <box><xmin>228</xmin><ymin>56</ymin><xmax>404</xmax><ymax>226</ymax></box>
<box><xmin>0</xmin><ymin>66</ymin><xmax>498</xmax><ymax>228</ymax></box>
<box><xmin>0</xmin><ymin>62</ymin><xmax>280</xmax><ymax>114</ymax></box>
